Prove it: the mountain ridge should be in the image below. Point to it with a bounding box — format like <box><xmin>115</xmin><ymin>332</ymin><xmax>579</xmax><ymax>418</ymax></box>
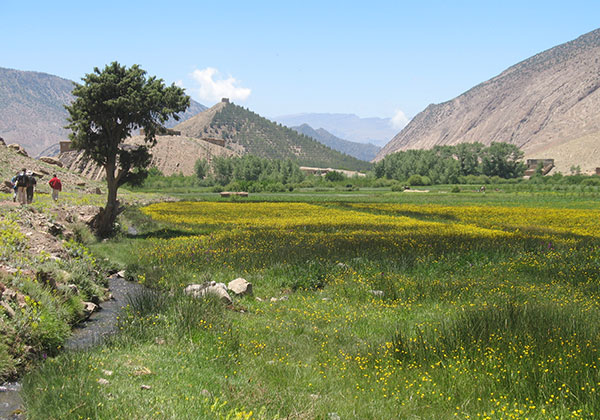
<box><xmin>274</xmin><ymin>113</ymin><xmax>398</xmax><ymax>147</ymax></box>
<box><xmin>376</xmin><ymin>28</ymin><xmax>600</xmax><ymax>174</ymax></box>
<box><xmin>291</xmin><ymin>123</ymin><xmax>380</xmax><ymax>161</ymax></box>
<box><xmin>175</xmin><ymin>101</ymin><xmax>372</xmax><ymax>171</ymax></box>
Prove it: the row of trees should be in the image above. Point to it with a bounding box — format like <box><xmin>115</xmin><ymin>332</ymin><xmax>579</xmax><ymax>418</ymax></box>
<box><xmin>374</xmin><ymin>142</ymin><xmax>526</xmax><ymax>184</ymax></box>
<box><xmin>194</xmin><ymin>155</ymin><xmax>305</xmax><ymax>188</ymax></box>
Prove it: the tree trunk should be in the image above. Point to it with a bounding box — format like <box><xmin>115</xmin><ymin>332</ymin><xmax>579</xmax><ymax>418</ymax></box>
<box><xmin>95</xmin><ymin>161</ymin><xmax>119</xmax><ymax>237</ymax></box>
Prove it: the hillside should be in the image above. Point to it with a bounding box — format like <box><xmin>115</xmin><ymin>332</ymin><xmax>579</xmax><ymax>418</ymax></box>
<box><xmin>176</xmin><ymin>101</ymin><xmax>372</xmax><ymax>171</ymax></box>
<box><xmin>0</xmin><ymin>67</ymin><xmax>73</xmax><ymax>157</ymax></box>
<box><xmin>0</xmin><ymin>137</ymin><xmax>104</xmax><ymax>195</ymax></box>
<box><xmin>274</xmin><ymin>113</ymin><xmax>397</xmax><ymax>147</ymax></box>
<box><xmin>0</xmin><ymin>67</ymin><xmax>206</xmax><ymax>157</ymax></box>
<box><xmin>292</xmin><ymin>123</ymin><xmax>380</xmax><ymax>161</ymax></box>
<box><xmin>376</xmin><ymin>28</ymin><xmax>600</xmax><ymax>174</ymax></box>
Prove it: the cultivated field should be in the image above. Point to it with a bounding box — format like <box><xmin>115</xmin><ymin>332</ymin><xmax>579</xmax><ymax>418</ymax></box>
<box><xmin>23</xmin><ymin>193</ymin><xmax>600</xmax><ymax>419</ymax></box>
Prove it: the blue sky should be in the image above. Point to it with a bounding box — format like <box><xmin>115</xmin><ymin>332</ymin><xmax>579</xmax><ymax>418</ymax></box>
<box><xmin>2</xmin><ymin>0</ymin><xmax>599</xmax><ymax>127</ymax></box>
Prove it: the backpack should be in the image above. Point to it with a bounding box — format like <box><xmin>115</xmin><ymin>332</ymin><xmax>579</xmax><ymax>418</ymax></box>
<box><xmin>15</xmin><ymin>173</ymin><xmax>27</xmax><ymax>187</ymax></box>
<box><xmin>26</xmin><ymin>175</ymin><xmax>36</xmax><ymax>187</ymax></box>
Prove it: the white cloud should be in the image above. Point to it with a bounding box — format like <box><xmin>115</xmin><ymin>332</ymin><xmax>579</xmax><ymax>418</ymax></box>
<box><xmin>189</xmin><ymin>67</ymin><xmax>251</xmax><ymax>102</ymax></box>
<box><xmin>390</xmin><ymin>109</ymin><xmax>409</xmax><ymax>130</ymax></box>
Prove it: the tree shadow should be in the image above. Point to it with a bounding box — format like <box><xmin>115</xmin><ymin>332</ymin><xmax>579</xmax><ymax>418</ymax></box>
<box><xmin>126</xmin><ymin>228</ymin><xmax>200</xmax><ymax>240</ymax></box>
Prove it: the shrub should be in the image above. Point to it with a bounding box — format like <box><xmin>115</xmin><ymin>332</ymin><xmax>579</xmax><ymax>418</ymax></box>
<box><xmin>407</xmin><ymin>174</ymin><xmax>424</xmax><ymax>186</ymax></box>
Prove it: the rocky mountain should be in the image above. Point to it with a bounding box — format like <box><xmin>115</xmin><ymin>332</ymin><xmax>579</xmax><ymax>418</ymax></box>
<box><xmin>376</xmin><ymin>28</ymin><xmax>600</xmax><ymax>174</ymax></box>
<box><xmin>175</xmin><ymin>101</ymin><xmax>372</xmax><ymax>171</ymax></box>
<box><xmin>274</xmin><ymin>113</ymin><xmax>398</xmax><ymax>147</ymax></box>
<box><xmin>0</xmin><ymin>67</ymin><xmax>206</xmax><ymax>157</ymax></box>
<box><xmin>291</xmin><ymin>124</ymin><xmax>380</xmax><ymax>161</ymax></box>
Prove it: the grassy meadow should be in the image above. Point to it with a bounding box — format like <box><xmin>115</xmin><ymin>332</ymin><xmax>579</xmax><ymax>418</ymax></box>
<box><xmin>21</xmin><ymin>189</ymin><xmax>600</xmax><ymax>419</ymax></box>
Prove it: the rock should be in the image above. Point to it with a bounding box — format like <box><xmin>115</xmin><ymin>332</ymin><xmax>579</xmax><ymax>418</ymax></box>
<box><xmin>2</xmin><ymin>288</ymin><xmax>17</xmax><ymax>301</ymax></box>
<box><xmin>115</xmin><ymin>270</ymin><xmax>126</xmax><ymax>279</ymax></box>
<box><xmin>7</xmin><ymin>143</ymin><xmax>28</xmax><ymax>157</ymax></box>
<box><xmin>0</xmin><ymin>136</ymin><xmax>4</xmax><ymax>146</ymax></box>
<box><xmin>47</xmin><ymin>222</ymin><xmax>65</xmax><ymax>236</ymax></box>
<box><xmin>133</xmin><ymin>367</ymin><xmax>152</xmax><ymax>376</ymax></box>
<box><xmin>0</xmin><ymin>301</ymin><xmax>15</xmax><ymax>318</ymax></box>
<box><xmin>102</xmin><ymin>370</ymin><xmax>113</xmax><ymax>376</ymax></box>
<box><xmin>0</xmin><ymin>182</ymin><xmax>12</xmax><ymax>193</ymax></box>
<box><xmin>227</xmin><ymin>277</ymin><xmax>252</xmax><ymax>296</ymax></box>
<box><xmin>83</xmin><ymin>301</ymin><xmax>98</xmax><ymax>316</ymax></box>
<box><xmin>39</xmin><ymin>156</ymin><xmax>64</xmax><ymax>167</ymax></box>
<box><xmin>184</xmin><ymin>282</ymin><xmax>232</xmax><ymax>305</ymax></box>
<box><xmin>140</xmin><ymin>384</ymin><xmax>152</xmax><ymax>390</ymax></box>
<box><xmin>97</xmin><ymin>378</ymin><xmax>110</xmax><ymax>385</ymax></box>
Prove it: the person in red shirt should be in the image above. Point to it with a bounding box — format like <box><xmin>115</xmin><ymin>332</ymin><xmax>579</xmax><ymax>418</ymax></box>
<box><xmin>48</xmin><ymin>174</ymin><xmax>62</xmax><ymax>201</ymax></box>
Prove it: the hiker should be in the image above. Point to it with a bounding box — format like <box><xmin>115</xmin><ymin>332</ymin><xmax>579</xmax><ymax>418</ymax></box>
<box><xmin>48</xmin><ymin>174</ymin><xmax>62</xmax><ymax>201</ymax></box>
<box><xmin>10</xmin><ymin>172</ymin><xmax>18</xmax><ymax>202</ymax></box>
<box><xmin>25</xmin><ymin>171</ymin><xmax>37</xmax><ymax>204</ymax></box>
<box><xmin>15</xmin><ymin>168</ymin><xmax>28</xmax><ymax>205</ymax></box>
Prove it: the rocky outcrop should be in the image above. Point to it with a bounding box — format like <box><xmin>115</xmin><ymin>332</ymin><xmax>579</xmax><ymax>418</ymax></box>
<box><xmin>8</xmin><ymin>144</ymin><xmax>28</xmax><ymax>157</ymax></box>
<box><xmin>376</xmin><ymin>28</ymin><xmax>600</xmax><ymax>174</ymax></box>
<box><xmin>38</xmin><ymin>156</ymin><xmax>63</xmax><ymax>167</ymax></box>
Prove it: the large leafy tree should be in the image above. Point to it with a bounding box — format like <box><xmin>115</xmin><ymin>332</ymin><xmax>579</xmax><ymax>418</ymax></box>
<box><xmin>65</xmin><ymin>62</ymin><xmax>190</xmax><ymax>236</ymax></box>
<box><xmin>481</xmin><ymin>142</ymin><xmax>526</xmax><ymax>178</ymax></box>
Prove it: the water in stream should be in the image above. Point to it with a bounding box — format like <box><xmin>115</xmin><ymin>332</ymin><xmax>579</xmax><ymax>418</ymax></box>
<box><xmin>0</xmin><ymin>275</ymin><xmax>145</xmax><ymax>419</ymax></box>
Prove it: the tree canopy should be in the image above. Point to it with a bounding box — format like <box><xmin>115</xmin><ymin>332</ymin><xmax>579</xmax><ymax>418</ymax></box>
<box><xmin>65</xmin><ymin>62</ymin><xmax>189</xmax><ymax>236</ymax></box>
<box><xmin>374</xmin><ymin>142</ymin><xmax>525</xmax><ymax>184</ymax></box>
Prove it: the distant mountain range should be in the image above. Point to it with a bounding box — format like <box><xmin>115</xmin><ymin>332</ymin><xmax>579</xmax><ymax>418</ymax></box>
<box><xmin>274</xmin><ymin>113</ymin><xmax>398</xmax><ymax>147</ymax></box>
<box><xmin>0</xmin><ymin>67</ymin><xmax>206</xmax><ymax>157</ymax></box>
<box><xmin>291</xmin><ymin>124</ymin><xmax>380</xmax><ymax>161</ymax></box>
<box><xmin>376</xmin><ymin>28</ymin><xmax>600</xmax><ymax>174</ymax></box>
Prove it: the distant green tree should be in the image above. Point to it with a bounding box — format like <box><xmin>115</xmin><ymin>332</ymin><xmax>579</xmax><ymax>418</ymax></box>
<box><xmin>194</xmin><ymin>159</ymin><xmax>208</xmax><ymax>180</ymax></box>
<box><xmin>325</xmin><ymin>170</ymin><xmax>346</xmax><ymax>182</ymax></box>
<box><xmin>65</xmin><ymin>62</ymin><xmax>189</xmax><ymax>236</ymax></box>
<box><xmin>455</xmin><ymin>142</ymin><xmax>484</xmax><ymax>176</ymax></box>
<box><xmin>480</xmin><ymin>142</ymin><xmax>525</xmax><ymax>178</ymax></box>
<box><xmin>213</xmin><ymin>156</ymin><xmax>234</xmax><ymax>185</ymax></box>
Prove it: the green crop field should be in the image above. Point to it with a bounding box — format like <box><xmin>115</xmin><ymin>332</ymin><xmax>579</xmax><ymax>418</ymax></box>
<box><xmin>21</xmin><ymin>189</ymin><xmax>600</xmax><ymax>419</ymax></box>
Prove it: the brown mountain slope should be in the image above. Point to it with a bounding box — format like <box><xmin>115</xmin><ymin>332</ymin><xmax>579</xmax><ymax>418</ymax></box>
<box><xmin>59</xmin><ymin>134</ymin><xmax>236</xmax><ymax>179</ymax></box>
<box><xmin>0</xmin><ymin>67</ymin><xmax>207</xmax><ymax>157</ymax></box>
<box><xmin>376</xmin><ymin>28</ymin><xmax>600</xmax><ymax>174</ymax></box>
<box><xmin>125</xmin><ymin>134</ymin><xmax>237</xmax><ymax>176</ymax></box>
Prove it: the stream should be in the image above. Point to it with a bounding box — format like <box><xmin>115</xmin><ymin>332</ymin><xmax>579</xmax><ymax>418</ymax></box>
<box><xmin>0</xmin><ymin>275</ymin><xmax>145</xmax><ymax>420</ymax></box>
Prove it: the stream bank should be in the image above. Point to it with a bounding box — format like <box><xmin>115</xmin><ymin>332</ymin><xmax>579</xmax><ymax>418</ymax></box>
<box><xmin>0</xmin><ymin>275</ymin><xmax>144</xmax><ymax>420</ymax></box>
